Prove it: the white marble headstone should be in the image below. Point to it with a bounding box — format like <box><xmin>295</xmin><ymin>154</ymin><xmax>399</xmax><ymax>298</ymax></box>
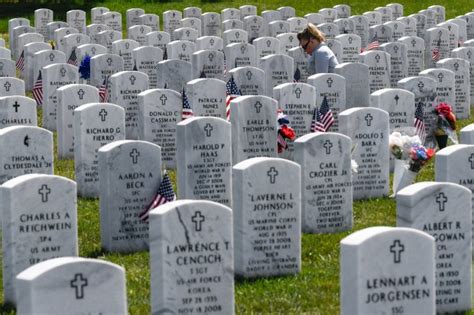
<box><xmin>233</xmin><ymin>157</ymin><xmax>301</xmax><ymax>277</ymax></box>
<box><xmin>177</xmin><ymin>117</ymin><xmax>232</xmax><ymax>207</ymax></box>
<box><xmin>339</xmin><ymin>107</ymin><xmax>390</xmax><ymax>199</ymax></box>
<box><xmin>0</xmin><ymin>96</ymin><xmax>37</xmax><ymax>128</ymax></box>
<box><xmin>15</xmin><ymin>257</ymin><xmax>127</xmax><ymax>315</ymax></box>
<box><xmin>1</xmin><ymin>174</ymin><xmax>77</xmax><ymax>303</ymax></box>
<box><xmin>397</xmin><ymin>182</ymin><xmax>472</xmax><ymax>313</ymax></box>
<box><xmin>340</xmin><ymin>227</ymin><xmax>435</xmax><ymax>315</ymax></box>
<box><xmin>57</xmin><ymin>84</ymin><xmax>100</xmax><ymax>159</ymax></box>
<box><xmin>150</xmin><ymin>200</ymin><xmax>234</xmax><ymax>314</ymax></box>
<box><xmin>230</xmin><ymin>95</ymin><xmax>278</xmax><ymax>164</ymax></box>
<box><xmin>75</xmin><ymin>103</ymin><xmax>125</xmax><ymax>197</ymax></box>
<box><xmin>98</xmin><ymin>140</ymin><xmax>162</xmax><ymax>252</ymax></box>
<box><xmin>294</xmin><ymin>133</ymin><xmax>353</xmax><ymax>233</ymax></box>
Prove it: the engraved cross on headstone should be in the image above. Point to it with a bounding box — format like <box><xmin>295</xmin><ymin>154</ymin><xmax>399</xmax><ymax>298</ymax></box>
<box><xmin>235</xmin><ymin>32</ymin><xmax>240</xmax><ymax>39</ymax></box>
<box><xmin>393</xmin><ymin>45</ymin><xmax>399</xmax><ymax>54</ymax></box>
<box><xmin>192</xmin><ymin>211</ymin><xmax>205</xmax><ymax>231</ymax></box>
<box><xmin>326</xmin><ymin>77</ymin><xmax>333</xmax><ymax>88</ymax></box>
<box><xmin>160</xmin><ymin>94</ymin><xmax>167</xmax><ymax>105</ymax></box>
<box><xmin>454</xmin><ymin>62</ymin><xmax>459</xmax><ymax>72</ymax></box>
<box><xmin>129</xmin><ymin>75</ymin><xmax>136</xmax><ymax>85</ymax></box>
<box><xmin>437</xmin><ymin>72</ymin><xmax>444</xmax><ymax>82</ymax></box>
<box><xmin>436</xmin><ymin>192</ymin><xmax>448</xmax><ymax>211</ymax></box>
<box><xmin>204</xmin><ymin>123</ymin><xmax>213</xmax><ymax>137</ymax></box>
<box><xmin>323</xmin><ymin>140</ymin><xmax>333</xmax><ymax>154</ymax></box>
<box><xmin>246</xmin><ymin>71</ymin><xmax>252</xmax><ymax>81</ymax></box>
<box><xmin>411</xmin><ymin>39</ymin><xmax>417</xmax><ymax>48</ymax></box>
<box><xmin>49</xmin><ymin>53</ymin><xmax>55</xmax><ymax>61</ymax></box>
<box><xmin>107</xmin><ymin>57</ymin><xmax>113</xmax><ymax>66</ymax></box>
<box><xmin>240</xmin><ymin>45</ymin><xmax>246</xmax><ymax>54</ymax></box>
<box><xmin>365</xmin><ymin>113</ymin><xmax>373</xmax><ymax>126</ymax></box>
<box><xmin>294</xmin><ymin>88</ymin><xmax>302</xmax><ymax>99</ymax></box>
<box><xmin>467</xmin><ymin>50</ymin><xmax>472</xmax><ymax>59</ymax></box>
<box><xmin>208</xmin><ymin>53</ymin><xmax>214</xmax><ymax>62</ymax></box>
<box><xmin>77</xmin><ymin>89</ymin><xmax>85</xmax><ymax>100</ymax></box>
<box><xmin>3</xmin><ymin>81</ymin><xmax>11</xmax><ymax>91</ymax></box>
<box><xmin>348</xmin><ymin>37</ymin><xmax>353</xmax><ymax>44</ymax></box>
<box><xmin>130</xmin><ymin>148</ymin><xmax>140</xmax><ymax>164</ymax></box>
<box><xmin>375</xmin><ymin>54</ymin><xmax>381</xmax><ymax>63</ymax></box>
<box><xmin>417</xmin><ymin>81</ymin><xmax>424</xmax><ymax>92</ymax></box>
<box><xmin>267</xmin><ymin>167</ymin><xmax>278</xmax><ymax>184</ymax></box>
<box><xmin>91</xmin><ymin>47</ymin><xmax>97</xmax><ymax>55</ymax></box>
<box><xmin>13</xmin><ymin>101</ymin><xmax>20</xmax><ymax>112</ymax></box>
<box><xmin>70</xmin><ymin>273</ymin><xmax>88</xmax><ymax>299</ymax></box>
<box><xmin>38</xmin><ymin>184</ymin><xmax>51</xmax><ymax>203</ymax></box>
<box><xmin>60</xmin><ymin>67</ymin><xmax>67</xmax><ymax>77</ymax></box>
<box><xmin>469</xmin><ymin>154</ymin><xmax>474</xmax><ymax>169</ymax></box>
<box><xmin>254</xmin><ymin>101</ymin><xmax>262</xmax><ymax>113</ymax></box>
<box><xmin>390</xmin><ymin>239</ymin><xmax>404</xmax><ymax>263</ymax></box>
<box><xmin>99</xmin><ymin>109</ymin><xmax>107</xmax><ymax>121</ymax></box>
<box><xmin>394</xmin><ymin>94</ymin><xmax>399</xmax><ymax>104</ymax></box>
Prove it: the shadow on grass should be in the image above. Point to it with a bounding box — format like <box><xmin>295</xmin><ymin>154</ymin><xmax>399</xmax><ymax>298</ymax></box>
<box><xmin>85</xmin><ymin>248</ymin><xmax>110</xmax><ymax>259</ymax></box>
<box><xmin>235</xmin><ymin>273</ymin><xmax>296</xmax><ymax>284</ymax></box>
<box><xmin>0</xmin><ymin>302</ymin><xmax>15</xmax><ymax>314</ymax></box>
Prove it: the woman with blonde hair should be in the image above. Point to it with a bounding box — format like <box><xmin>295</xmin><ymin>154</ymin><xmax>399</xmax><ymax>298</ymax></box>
<box><xmin>297</xmin><ymin>23</ymin><xmax>339</xmax><ymax>74</ymax></box>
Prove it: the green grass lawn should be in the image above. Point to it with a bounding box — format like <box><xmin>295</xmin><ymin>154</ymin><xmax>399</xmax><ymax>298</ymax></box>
<box><xmin>0</xmin><ymin>0</ymin><xmax>474</xmax><ymax>313</ymax></box>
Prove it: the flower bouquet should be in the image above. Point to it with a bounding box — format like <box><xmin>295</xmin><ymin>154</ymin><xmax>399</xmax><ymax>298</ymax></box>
<box><xmin>389</xmin><ymin>131</ymin><xmax>435</xmax><ymax>195</ymax></box>
<box><xmin>277</xmin><ymin>110</ymin><xmax>296</xmax><ymax>154</ymax></box>
<box><xmin>433</xmin><ymin>102</ymin><xmax>458</xmax><ymax>149</ymax></box>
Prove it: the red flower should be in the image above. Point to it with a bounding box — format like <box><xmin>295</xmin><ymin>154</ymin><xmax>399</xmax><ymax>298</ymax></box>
<box><xmin>279</xmin><ymin>125</ymin><xmax>296</xmax><ymax>140</ymax></box>
<box><xmin>435</xmin><ymin>103</ymin><xmax>456</xmax><ymax>130</ymax></box>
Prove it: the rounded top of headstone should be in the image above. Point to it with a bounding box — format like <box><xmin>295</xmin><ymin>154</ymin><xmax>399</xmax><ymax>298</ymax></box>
<box><xmin>1</xmin><ymin>173</ymin><xmax>74</xmax><ymax>189</ymax></box>
<box><xmin>295</xmin><ymin>131</ymin><xmax>351</xmax><ymax>144</ymax></box>
<box><xmin>233</xmin><ymin>156</ymin><xmax>300</xmax><ymax>171</ymax></box>
<box><xmin>16</xmin><ymin>257</ymin><xmax>124</xmax><ymax>281</ymax></box>
<box><xmin>338</xmin><ymin>106</ymin><xmax>388</xmax><ymax>118</ymax></box>
<box><xmin>341</xmin><ymin>226</ymin><xmax>434</xmax><ymax>246</ymax></box>
<box><xmin>0</xmin><ymin>125</ymin><xmax>51</xmax><ymax>137</ymax></box>
<box><xmin>99</xmin><ymin>139</ymin><xmax>160</xmax><ymax>153</ymax></box>
<box><xmin>187</xmin><ymin>78</ymin><xmax>225</xmax><ymax>86</ymax></box>
<box><xmin>460</xmin><ymin>124</ymin><xmax>474</xmax><ymax>132</ymax></box>
<box><xmin>370</xmin><ymin>87</ymin><xmax>414</xmax><ymax>97</ymax></box>
<box><xmin>149</xmin><ymin>199</ymin><xmax>231</xmax><ymax>217</ymax></box>
<box><xmin>57</xmin><ymin>83</ymin><xmax>99</xmax><ymax>93</ymax></box>
<box><xmin>74</xmin><ymin>102</ymin><xmax>123</xmax><ymax>113</ymax></box>
<box><xmin>138</xmin><ymin>88</ymin><xmax>181</xmax><ymax>98</ymax></box>
<box><xmin>436</xmin><ymin>144</ymin><xmax>472</xmax><ymax>156</ymax></box>
<box><xmin>396</xmin><ymin>181</ymin><xmax>471</xmax><ymax>207</ymax></box>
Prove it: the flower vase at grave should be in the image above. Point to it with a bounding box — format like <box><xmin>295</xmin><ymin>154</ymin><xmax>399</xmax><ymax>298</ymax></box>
<box><xmin>435</xmin><ymin>134</ymin><xmax>448</xmax><ymax>149</ymax></box>
<box><xmin>392</xmin><ymin>159</ymin><xmax>417</xmax><ymax>196</ymax></box>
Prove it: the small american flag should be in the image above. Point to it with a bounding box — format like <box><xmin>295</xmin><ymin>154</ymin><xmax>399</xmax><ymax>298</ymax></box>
<box><xmin>225</xmin><ymin>75</ymin><xmax>241</xmax><ymax>121</ymax></box>
<box><xmin>32</xmin><ymin>71</ymin><xmax>43</xmax><ymax>106</ymax></box>
<box><xmin>293</xmin><ymin>67</ymin><xmax>301</xmax><ymax>83</ymax></box>
<box><xmin>99</xmin><ymin>76</ymin><xmax>109</xmax><ymax>103</ymax></box>
<box><xmin>414</xmin><ymin>102</ymin><xmax>426</xmax><ymax>143</ymax></box>
<box><xmin>277</xmin><ymin>132</ymin><xmax>287</xmax><ymax>150</ymax></box>
<box><xmin>182</xmin><ymin>88</ymin><xmax>193</xmax><ymax>120</ymax></box>
<box><xmin>16</xmin><ymin>50</ymin><xmax>25</xmax><ymax>71</ymax></box>
<box><xmin>138</xmin><ymin>171</ymin><xmax>176</xmax><ymax>222</ymax></box>
<box><xmin>67</xmin><ymin>49</ymin><xmax>78</xmax><ymax>66</ymax></box>
<box><xmin>432</xmin><ymin>38</ymin><xmax>441</xmax><ymax>62</ymax></box>
<box><xmin>366</xmin><ymin>33</ymin><xmax>379</xmax><ymax>51</ymax></box>
<box><xmin>432</xmin><ymin>47</ymin><xmax>440</xmax><ymax>62</ymax></box>
<box><xmin>311</xmin><ymin>96</ymin><xmax>334</xmax><ymax>132</ymax></box>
